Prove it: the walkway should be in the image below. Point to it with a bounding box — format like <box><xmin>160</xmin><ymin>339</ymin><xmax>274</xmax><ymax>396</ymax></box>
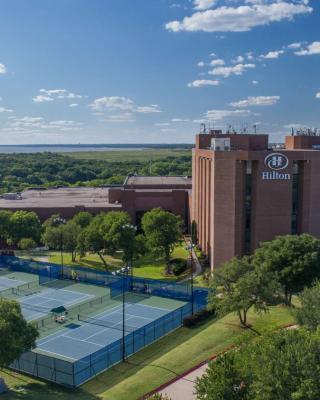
<box><xmin>159</xmin><ymin>362</ymin><xmax>208</xmax><ymax>400</ymax></box>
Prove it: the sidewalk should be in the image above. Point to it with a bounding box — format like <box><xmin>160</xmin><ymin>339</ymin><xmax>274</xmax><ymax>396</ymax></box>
<box><xmin>159</xmin><ymin>362</ymin><xmax>208</xmax><ymax>400</ymax></box>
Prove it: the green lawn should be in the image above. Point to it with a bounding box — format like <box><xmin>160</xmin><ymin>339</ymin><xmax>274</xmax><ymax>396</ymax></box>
<box><xmin>19</xmin><ymin>242</ymin><xmax>190</xmax><ymax>281</ymax></box>
<box><xmin>2</xmin><ymin>305</ymin><xmax>295</xmax><ymax>400</ymax></box>
<box><xmin>67</xmin><ymin>148</ymin><xmax>191</xmax><ymax>162</ymax></box>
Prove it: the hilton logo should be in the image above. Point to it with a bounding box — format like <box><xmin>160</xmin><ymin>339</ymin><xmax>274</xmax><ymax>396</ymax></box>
<box><xmin>262</xmin><ymin>153</ymin><xmax>291</xmax><ymax>180</ymax></box>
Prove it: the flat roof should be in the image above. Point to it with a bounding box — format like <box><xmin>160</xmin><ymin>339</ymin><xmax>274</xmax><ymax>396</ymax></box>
<box><xmin>125</xmin><ymin>176</ymin><xmax>192</xmax><ymax>186</ymax></box>
<box><xmin>0</xmin><ymin>187</ymin><xmax>121</xmax><ymax>209</ymax></box>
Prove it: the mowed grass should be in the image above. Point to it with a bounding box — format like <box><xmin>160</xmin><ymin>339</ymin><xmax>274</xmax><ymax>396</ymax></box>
<box><xmin>20</xmin><ymin>242</ymin><xmax>190</xmax><ymax>281</ymax></box>
<box><xmin>66</xmin><ymin>148</ymin><xmax>191</xmax><ymax>162</ymax></box>
<box><xmin>2</xmin><ymin>305</ymin><xmax>295</xmax><ymax>400</ymax></box>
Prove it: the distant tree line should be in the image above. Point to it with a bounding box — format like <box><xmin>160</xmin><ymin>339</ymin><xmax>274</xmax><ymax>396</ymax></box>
<box><xmin>0</xmin><ymin>152</ymin><xmax>192</xmax><ymax>194</ymax></box>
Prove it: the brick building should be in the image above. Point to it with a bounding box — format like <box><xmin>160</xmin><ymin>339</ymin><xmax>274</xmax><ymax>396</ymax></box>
<box><xmin>192</xmin><ymin>130</ymin><xmax>320</xmax><ymax>269</ymax></box>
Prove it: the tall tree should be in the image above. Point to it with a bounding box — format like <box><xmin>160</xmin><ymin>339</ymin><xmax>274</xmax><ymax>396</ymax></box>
<box><xmin>8</xmin><ymin>211</ymin><xmax>41</xmax><ymax>245</ymax></box>
<box><xmin>42</xmin><ymin>221</ymin><xmax>80</xmax><ymax>261</ymax></box>
<box><xmin>0</xmin><ymin>299</ymin><xmax>38</xmax><ymax>383</ymax></box>
<box><xmin>0</xmin><ymin>210</ymin><xmax>12</xmax><ymax>244</ymax></box>
<box><xmin>253</xmin><ymin>234</ymin><xmax>320</xmax><ymax>305</ymax></box>
<box><xmin>80</xmin><ymin>215</ymin><xmax>108</xmax><ymax>269</ymax></box>
<box><xmin>295</xmin><ymin>280</ymin><xmax>320</xmax><ymax>331</ymax></box>
<box><xmin>72</xmin><ymin>211</ymin><xmax>93</xmax><ymax>229</ymax></box>
<box><xmin>196</xmin><ymin>329</ymin><xmax>320</xmax><ymax>400</ymax></box>
<box><xmin>209</xmin><ymin>256</ymin><xmax>278</xmax><ymax>327</ymax></box>
<box><xmin>141</xmin><ymin>208</ymin><xmax>182</xmax><ymax>269</ymax></box>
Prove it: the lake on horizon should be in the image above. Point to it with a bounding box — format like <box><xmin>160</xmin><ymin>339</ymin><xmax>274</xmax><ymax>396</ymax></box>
<box><xmin>0</xmin><ymin>145</ymin><xmax>147</xmax><ymax>154</ymax></box>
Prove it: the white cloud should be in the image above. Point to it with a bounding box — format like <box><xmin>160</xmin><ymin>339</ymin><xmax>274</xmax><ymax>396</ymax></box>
<box><xmin>171</xmin><ymin>118</ymin><xmax>190</xmax><ymax>122</ymax></box>
<box><xmin>194</xmin><ymin>0</ymin><xmax>217</xmax><ymax>11</ymax></box>
<box><xmin>260</xmin><ymin>50</ymin><xmax>285</xmax><ymax>59</ymax></box>
<box><xmin>188</xmin><ymin>79</ymin><xmax>220</xmax><ymax>87</ymax></box>
<box><xmin>232</xmin><ymin>55</ymin><xmax>245</xmax><ymax>63</ymax></box>
<box><xmin>89</xmin><ymin>96</ymin><xmax>134</xmax><ymax>111</ymax></box>
<box><xmin>154</xmin><ymin>122</ymin><xmax>171</xmax><ymax>126</ymax></box>
<box><xmin>102</xmin><ymin>113</ymin><xmax>136</xmax><ymax>123</ymax></box>
<box><xmin>209</xmin><ymin>63</ymin><xmax>255</xmax><ymax>77</ymax></box>
<box><xmin>204</xmin><ymin>109</ymin><xmax>252</xmax><ymax>120</ymax></box>
<box><xmin>230</xmin><ymin>95</ymin><xmax>280</xmax><ymax>107</ymax></box>
<box><xmin>197</xmin><ymin>61</ymin><xmax>205</xmax><ymax>67</ymax></box>
<box><xmin>210</xmin><ymin>58</ymin><xmax>225</xmax><ymax>66</ymax></box>
<box><xmin>316</xmin><ymin>92</ymin><xmax>320</xmax><ymax>99</ymax></box>
<box><xmin>69</xmin><ymin>103</ymin><xmax>78</xmax><ymax>107</ymax></box>
<box><xmin>9</xmin><ymin>116</ymin><xmax>82</xmax><ymax>131</ymax></box>
<box><xmin>295</xmin><ymin>41</ymin><xmax>320</xmax><ymax>56</ymax></box>
<box><xmin>0</xmin><ymin>107</ymin><xmax>13</xmax><ymax>113</ymax></box>
<box><xmin>89</xmin><ymin>96</ymin><xmax>161</xmax><ymax>114</ymax></box>
<box><xmin>0</xmin><ymin>64</ymin><xmax>7</xmax><ymax>74</ymax></box>
<box><xmin>288</xmin><ymin>42</ymin><xmax>302</xmax><ymax>49</ymax></box>
<box><xmin>165</xmin><ymin>2</ymin><xmax>312</xmax><ymax>33</ymax></box>
<box><xmin>136</xmin><ymin>104</ymin><xmax>162</xmax><ymax>113</ymax></box>
<box><xmin>160</xmin><ymin>128</ymin><xmax>177</xmax><ymax>132</ymax></box>
<box><xmin>252</xmin><ymin>80</ymin><xmax>259</xmax><ymax>84</ymax></box>
<box><xmin>33</xmin><ymin>88</ymin><xmax>82</xmax><ymax>103</ymax></box>
<box><xmin>246</xmin><ymin>51</ymin><xmax>255</xmax><ymax>60</ymax></box>
<box><xmin>33</xmin><ymin>95</ymin><xmax>54</xmax><ymax>103</ymax></box>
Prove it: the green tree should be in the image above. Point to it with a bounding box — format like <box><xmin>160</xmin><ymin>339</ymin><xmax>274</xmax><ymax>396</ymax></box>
<box><xmin>253</xmin><ymin>234</ymin><xmax>320</xmax><ymax>305</ymax></box>
<box><xmin>72</xmin><ymin>211</ymin><xmax>93</xmax><ymax>229</ymax></box>
<box><xmin>196</xmin><ymin>329</ymin><xmax>320</xmax><ymax>400</ymax></box>
<box><xmin>0</xmin><ymin>210</ymin><xmax>12</xmax><ymax>243</ymax></box>
<box><xmin>196</xmin><ymin>352</ymin><xmax>247</xmax><ymax>400</ymax></box>
<box><xmin>102</xmin><ymin>211</ymin><xmax>132</xmax><ymax>256</ymax></box>
<box><xmin>42</xmin><ymin>221</ymin><xmax>80</xmax><ymax>261</ymax></box>
<box><xmin>8</xmin><ymin>211</ymin><xmax>41</xmax><ymax>245</ymax></box>
<box><xmin>141</xmin><ymin>208</ymin><xmax>182</xmax><ymax>269</ymax></box>
<box><xmin>191</xmin><ymin>220</ymin><xmax>198</xmax><ymax>245</ymax></box>
<box><xmin>209</xmin><ymin>256</ymin><xmax>278</xmax><ymax>327</ymax></box>
<box><xmin>18</xmin><ymin>238</ymin><xmax>37</xmax><ymax>251</ymax></box>
<box><xmin>295</xmin><ymin>280</ymin><xmax>320</xmax><ymax>331</ymax></box>
<box><xmin>0</xmin><ymin>299</ymin><xmax>38</xmax><ymax>380</ymax></box>
<box><xmin>80</xmin><ymin>215</ymin><xmax>108</xmax><ymax>269</ymax></box>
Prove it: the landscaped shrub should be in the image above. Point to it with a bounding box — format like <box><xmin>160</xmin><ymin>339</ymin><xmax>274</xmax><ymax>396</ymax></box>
<box><xmin>183</xmin><ymin>308</ymin><xmax>215</xmax><ymax>327</ymax></box>
<box><xmin>170</xmin><ymin>258</ymin><xmax>187</xmax><ymax>276</ymax></box>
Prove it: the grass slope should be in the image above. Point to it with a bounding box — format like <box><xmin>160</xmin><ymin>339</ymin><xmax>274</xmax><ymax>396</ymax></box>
<box><xmin>67</xmin><ymin>149</ymin><xmax>191</xmax><ymax>162</ymax></box>
<box><xmin>2</xmin><ymin>305</ymin><xmax>295</xmax><ymax>400</ymax></box>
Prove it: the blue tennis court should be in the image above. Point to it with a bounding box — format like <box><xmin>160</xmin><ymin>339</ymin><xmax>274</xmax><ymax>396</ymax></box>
<box><xmin>36</xmin><ymin>302</ymin><xmax>172</xmax><ymax>360</ymax></box>
<box><xmin>19</xmin><ymin>287</ymin><xmax>95</xmax><ymax>321</ymax></box>
<box><xmin>0</xmin><ymin>275</ymin><xmax>26</xmax><ymax>291</ymax></box>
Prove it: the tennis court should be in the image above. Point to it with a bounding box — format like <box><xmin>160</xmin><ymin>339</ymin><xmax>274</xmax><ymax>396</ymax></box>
<box><xmin>0</xmin><ymin>275</ymin><xmax>27</xmax><ymax>291</ymax></box>
<box><xmin>36</xmin><ymin>301</ymin><xmax>175</xmax><ymax>360</ymax></box>
<box><xmin>19</xmin><ymin>287</ymin><xmax>95</xmax><ymax>321</ymax></box>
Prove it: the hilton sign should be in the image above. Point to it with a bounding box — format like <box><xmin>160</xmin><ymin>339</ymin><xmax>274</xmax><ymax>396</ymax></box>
<box><xmin>262</xmin><ymin>153</ymin><xmax>291</xmax><ymax>180</ymax></box>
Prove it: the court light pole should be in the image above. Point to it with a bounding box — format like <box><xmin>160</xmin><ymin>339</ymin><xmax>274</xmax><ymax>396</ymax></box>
<box><xmin>113</xmin><ymin>265</ymin><xmax>131</xmax><ymax>362</ymax></box>
<box><xmin>186</xmin><ymin>242</ymin><xmax>195</xmax><ymax>315</ymax></box>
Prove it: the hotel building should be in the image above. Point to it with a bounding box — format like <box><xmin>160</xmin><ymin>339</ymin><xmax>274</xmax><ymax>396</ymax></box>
<box><xmin>192</xmin><ymin>130</ymin><xmax>320</xmax><ymax>269</ymax></box>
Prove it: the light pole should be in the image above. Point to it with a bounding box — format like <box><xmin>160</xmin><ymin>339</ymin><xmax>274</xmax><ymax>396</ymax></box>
<box><xmin>186</xmin><ymin>242</ymin><xmax>195</xmax><ymax>315</ymax></box>
<box><xmin>112</xmin><ymin>265</ymin><xmax>131</xmax><ymax>362</ymax></box>
<box><xmin>121</xmin><ymin>223</ymin><xmax>137</xmax><ymax>290</ymax></box>
<box><xmin>53</xmin><ymin>217</ymin><xmax>66</xmax><ymax>278</ymax></box>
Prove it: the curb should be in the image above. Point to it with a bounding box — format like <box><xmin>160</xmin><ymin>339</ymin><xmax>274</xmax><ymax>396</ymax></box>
<box><xmin>140</xmin><ymin>322</ymin><xmax>296</xmax><ymax>399</ymax></box>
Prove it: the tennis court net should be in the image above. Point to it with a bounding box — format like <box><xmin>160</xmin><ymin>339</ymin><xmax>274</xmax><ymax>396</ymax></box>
<box><xmin>78</xmin><ymin>314</ymin><xmax>137</xmax><ymax>334</ymax></box>
<box><xmin>0</xmin><ymin>280</ymin><xmax>39</xmax><ymax>298</ymax></box>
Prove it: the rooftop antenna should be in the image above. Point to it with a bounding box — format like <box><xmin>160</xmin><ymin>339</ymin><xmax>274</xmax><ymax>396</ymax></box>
<box><xmin>253</xmin><ymin>124</ymin><xmax>257</xmax><ymax>134</ymax></box>
<box><xmin>200</xmin><ymin>123</ymin><xmax>206</xmax><ymax>134</ymax></box>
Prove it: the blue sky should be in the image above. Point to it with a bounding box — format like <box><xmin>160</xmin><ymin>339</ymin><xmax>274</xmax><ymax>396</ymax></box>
<box><xmin>0</xmin><ymin>0</ymin><xmax>319</xmax><ymax>144</ymax></box>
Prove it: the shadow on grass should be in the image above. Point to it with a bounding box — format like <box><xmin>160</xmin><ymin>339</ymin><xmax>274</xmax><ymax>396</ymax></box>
<box><xmin>83</xmin><ymin>313</ymin><xmax>224</xmax><ymax>394</ymax></box>
<box><xmin>1</xmin><ymin>371</ymin><xmax>98</xmax><ymax>400</ymax></box>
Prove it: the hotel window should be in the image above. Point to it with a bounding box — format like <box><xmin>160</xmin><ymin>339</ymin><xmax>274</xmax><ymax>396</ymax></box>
<box><xmin>291</xmin><ymin>161</ymin><xmax>300</xmax><ymax>234</ymax></box>
<box><xmin>244</xmin><ymin>161</ymin><xmax>252</xmax><ymax>253</ymax></box>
